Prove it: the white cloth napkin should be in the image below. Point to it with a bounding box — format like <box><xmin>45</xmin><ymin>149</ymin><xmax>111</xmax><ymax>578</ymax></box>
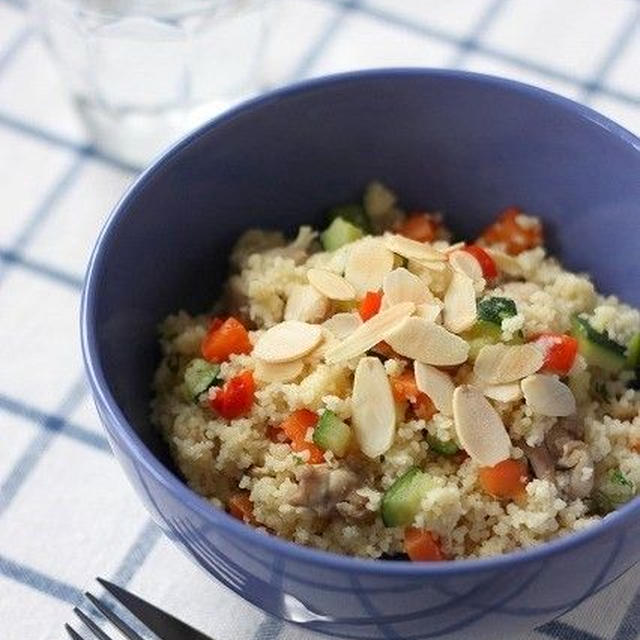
<box><xmin>1</xmin><ymin>0</ymin><xmax>639</xmax><ymax>638</ymax></box>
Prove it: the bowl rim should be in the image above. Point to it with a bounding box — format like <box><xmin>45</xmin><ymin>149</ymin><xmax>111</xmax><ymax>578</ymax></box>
<box><xmin>81</xmin><ymin>67</ymin><xmax>640</xmax><ymax>576</ymax></box>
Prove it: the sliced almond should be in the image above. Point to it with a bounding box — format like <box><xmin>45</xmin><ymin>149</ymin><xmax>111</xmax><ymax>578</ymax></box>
<box><xmin>443</xmin><ymin>271</ymin><xmax>477</xmax><ymax>333</ymax></box>
<box><xmin>383</xmin><ymin>267</ymin><xmax>432</xmax><ymax>306</ymax></box>
<box><xmin>254</xmin><ymin>358</ymin><xmax>304</xmax><ymax>383</ymax></box>
<box><xmin>521</xmin><ymin>374</ymin><xmax>576</xmax><ymax>416</ymax></box>
<box><xmin>482</xmin><ymin>382</ymin><xmax>523</xmax><ymax>403</ymax></box>
<box><xmin>253</xmin><ymin>321</ymin><xmax>323</xmax><ymax>363</ymax></box>
<box><xmin>322</xmin><ymin>313</ymin><xmax>362</xmax><ymax>340</ymax></box>
<box><xmin>473</xmin><ymin>277</ymin><xmax>487</xmax><ymax>295</ymax></box>
<box><xmin>344</xmin><ymin>239</ymin><xmax>395</xmax><ymax>296</ymax></box>
<box><xmin>449</xmin><ymin>250</ymin><xmax>483</xmax><ymax>281</ymax></box>
<box><xmin>414</xmin><ymin>362</ymin><xmax>454</xmax><ymax>415</ymax></box>
<box><xmin>352</xmin><ymin>357</ymin><xmax>396</xmax><ymax>458</ymax></box>
<box><xmin>487</xmin><ymin>249</ymin><xmax>523</xmax><ymax>277</ymax></box>
<box><xmin>324</xmin><ymin>302</ymin><xmax>415</xmax><ymax>364</ymax></box>
<box><xmin>474</xmin><ymin>344</ymin><xmax>544</xmax><ymax>384</ymax></box>
<box><xmin>284</xmin><ymin>284</ymin><xmax>330</xmax><ymax>323</ymax></box>
<box><xmin>307</xmin><ymin>268</ymin><xmax>356</xmax><ymax>301</ymax></box>
<box><xmin>384</xmin><ymin>233</ymin><xmax>446</xmax><ymax>262</ymax></box>
<box><xmin>468</xmin><ymin>373</ymin><xmax>524</xmax><ymax>403</ymax></box>
<box><xmin>416</xmin><ymin>260</ymin><xmax>447</xmax><ymax>272</ymax></box>
<box><xmin>385</xmin><ymin>317</ymin><xmax>469</xmax><ymax>366</ymax></box>
<box><xmin>415</xmin><ymin>302</ymin><xmax>442</xmax><ymax>323</ymax></box>
<box><xmin>444</xmin><ymin>242</ymin><xmax>466</xmax><ymax>254</ymax></box>
<box><xmin>452</xmin><ymin>385</ymin><xmax>511</xmax><ymax>466</ymax></box>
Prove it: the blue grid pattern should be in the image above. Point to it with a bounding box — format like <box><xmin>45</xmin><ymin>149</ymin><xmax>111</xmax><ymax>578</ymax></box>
<box><xmin>0</xmin><ymin>0</ymin><xmax>639</xmax><ymax>638</ymax></box>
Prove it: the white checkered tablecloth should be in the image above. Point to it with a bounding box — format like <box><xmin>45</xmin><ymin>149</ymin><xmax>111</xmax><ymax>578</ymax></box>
<box><xmin>1</xmin><ymin>1</ymin><xmax>639</xmax><ymax>639</ymax></box>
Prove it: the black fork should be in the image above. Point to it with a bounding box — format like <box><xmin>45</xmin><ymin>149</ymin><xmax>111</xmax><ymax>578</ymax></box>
<box><xmin>65</xmin><ymin>578</ymin><xmax>212</xmax><ymax>640</ymax></box>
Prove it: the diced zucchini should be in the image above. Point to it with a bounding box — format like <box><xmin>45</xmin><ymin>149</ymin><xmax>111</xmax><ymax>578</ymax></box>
<box><xmin>594</xmin><ymin>468</ymin><xmax>635</xmax><ymax>514</ymax></box>
<box><xmin>327</xmin><ymin>204</ymin><xmax>371</xmax><ymax>233</ymax></box>
<box><xmin>321</xmin><ymin>217</ymin><xmax>364</xmax><ymax>251</ymax></box>
<box><xmin>477</xmin><ymin>297</ymin><xmax>518</xmax><ymax>326</ymax></box>
<box><xmin>426</xmin><ymin>435</ymin><xmax>459</xmax><ymax>456</ymax></box>
<box><xmin>626</xmin><ymin>332</ymin><xmax>640</xmax><ymax>369</ymax></box>
<box><xmin>462</xmin><ymin>320</ymin><xmax>502</xmax><ymax>359</ymax></box>
<box><xmin>184</xmin><ymin>358</ymin><xmax>220</xmax><ymax>400</ymax></box>
<box><xmin>571</xmin><ymin>316</ymin><xmax>626</xmax><ymax>373</ymax></box>
<box><xmin>462</xmin><ymin>319</ymin><xmax>523</xmax><ymax>360</ymax></box>
<box><xmin>313</xmin><ymin>410</ymin><xmax>352</xmax><ymax>457</ymax></box>
<box><xmin>381</xmin><ymin>467</ymin><xmax>434</xmax><ymax>527</ymax></box>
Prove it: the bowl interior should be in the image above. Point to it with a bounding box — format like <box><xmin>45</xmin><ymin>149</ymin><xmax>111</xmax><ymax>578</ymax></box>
<box><xmin>87</xmin><ymin>70</ymin><xmax>640</xmax><ymax>477</ymax></box>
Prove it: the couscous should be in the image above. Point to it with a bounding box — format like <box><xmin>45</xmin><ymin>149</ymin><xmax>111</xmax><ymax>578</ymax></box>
<box><xmin>151</xmin><ymin>182</ymin><xmax>640</xmax><ymax>560</ymax></box>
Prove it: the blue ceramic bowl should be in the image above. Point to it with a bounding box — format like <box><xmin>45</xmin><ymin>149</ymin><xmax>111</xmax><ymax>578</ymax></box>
<box><xmin>81</xmin><ymin>69</ymin><xmax>640</xmax><ymax>639</ymax></box>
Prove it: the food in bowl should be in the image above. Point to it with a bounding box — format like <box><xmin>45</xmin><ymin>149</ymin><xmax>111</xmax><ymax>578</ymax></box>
<box><xmin>151</xmin><ymin>182</ymin><xmax>640</xmax><ymax>561</ymax></box>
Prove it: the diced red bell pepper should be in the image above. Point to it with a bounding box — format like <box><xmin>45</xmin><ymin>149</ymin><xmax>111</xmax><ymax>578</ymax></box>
<box><xmin>395</xmin><ymin>213</ymin><xmax>440</xmax><ymax>243</ymax></box>
<box><xmin>404</xmin><ymin>527</ymin><xmax>445</xmax><ymax>561</ymax></box>
<box><xmin>462</xmin><ymin>245</ymin><xmax>498</xmax><ymax>280</ymax></box>
<box><xmin>210</xmin><ymin>370</ymin><xmax>255</xmax><ymax>419</ymax></box>
<box><xmin>478</xmin><ymin>207</ymin><xmax>543</xmax><ymax>255</ymax></box>
<box><xmin>201</xmin><ymin>317</ymin><xmax>252</xmax><ymax>363</ymax></box>
<box><xmin>279</xmin><ymin>409</ymin><xmax>325</xmax><ymax>464</ymax></box>
<box><xmin>390</xmin><ymin>371</ymin><xmax>437</xmax><ymax>421</ymax></box>
<box><xmin>228</xmin><ymin>492</ymin><xmax>254</xmax><ymax>523</ymax></box>
<box><xmin>530</xmin><ymin>333</ymin><xmax>578</xmax><ymax>375</ymax></box>
<box><xmin>478</xmin><ymin>459</ymin><xmax>529</xmax><ymax>501</ymax></box>
<box><xmin>359</xmin><ymin>291</ymin><xmax>382</xmax><ymax>321</ymax></box>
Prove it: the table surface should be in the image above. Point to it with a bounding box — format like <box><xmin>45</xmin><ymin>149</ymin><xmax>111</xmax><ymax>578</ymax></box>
<box><xmin>1</xmin><ymin>1</ymin><xmax>639</xmax><ymax>639</ymax></box>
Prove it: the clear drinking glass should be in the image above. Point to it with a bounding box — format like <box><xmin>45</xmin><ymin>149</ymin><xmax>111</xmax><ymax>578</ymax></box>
<box><xmin>31</xmin><ymin>0</ymin><xmax>270</xmax><ymax>168</ymax></box>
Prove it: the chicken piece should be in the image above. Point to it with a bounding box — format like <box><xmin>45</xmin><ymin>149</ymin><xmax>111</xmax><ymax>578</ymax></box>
<box><xmin>520</xmin><ymin>441</ymin><xmax>555</xmax><ymax>482</ymax></box>
<box><xmin>558</xmin><ymin>414</ymin><xmax>584</xmax><ymax>438</ymax></box>
<box><xmin>336</xmin><ymin>491</ymin><xmax>375</xmax><ymax>523</ymax></box>
<box><xmin>545</xmin><ymin>420</ymin><xmax>594</xmax><ymax>499</ymax></box>
<box><xmin>556</xmin><ymin>441</ymin><xmax>594</xmax><ymax>500</ymax></box>
<box><xmin>290</xmin><ymin>467</ymin><xmax>359</xmax><ymax>517</ymax></box>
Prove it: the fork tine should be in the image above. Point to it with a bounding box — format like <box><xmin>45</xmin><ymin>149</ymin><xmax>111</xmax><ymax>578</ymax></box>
<box><xmin>73</xmin><ymin>606</ymin><xmax>114</xmax><ymax>640</ymax></box>
<box><xmin>84</xmin><ymin>592</ymin><xmax>145</xmax><ymax>640</ymax></box>
<box><xmin>64</xmin><ymin>624</ymin><xmax>86</xmax><ymax>640</ymax></box>
<box><xmin>97</xmin><ymin>578</ymin><xmax>213</xmax><ymax>640</ymax></box>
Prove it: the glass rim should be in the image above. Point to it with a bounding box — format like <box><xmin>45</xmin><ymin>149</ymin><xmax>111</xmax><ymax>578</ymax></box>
<box><xmin>37</xmin><ymin>0</ymin><xmax>259</xmax><ymax>20</ymax></box>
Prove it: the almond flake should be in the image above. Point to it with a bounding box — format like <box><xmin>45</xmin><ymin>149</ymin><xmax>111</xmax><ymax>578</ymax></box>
<box><xmin>487</xmin><ymin>249</ymin><xmax>523</xmax><ymax>277</ymax></box>
<box><xmin>415</xmin><ymin>302</ymin><xmax>442</xmax><ymax>323</ymax></box>
<box><xmin>322</xmin><ymin>313</ymin><xmax>362</xmax><ymax>340</ymax></box>
<box><xmin>453</xmin><ymin>385</ymin><xmax>511</xmax><ymax>466</ymax></box>
<box><xmin>352</xmin><ymin>357</ymin><xmax>396</xmax><ymax>458</ymax></box>
<box><xmin>384</xmin><ymin>233</ymin><xmax>446</xmax><ymax>262</ymax></box>
<box><xmin>521</xmin><ymin>374</ymin><xmax>576</xmax><ymax>416</ymax></box>
<box><xmin>474</xmin><ymin>344</ymin><xmax>544</xmax><ymax>384</ymax></box>
<box><xmin>449</xmin><ymin>250</ymin><xmax>483</xmax><ymax>281</ymax></box>
<box><xmin>344</xmin><ymin>239</ymin><xmax>395</xmax><ymax>296</ymax></box>
<box><xmin>443</xmin><ymin>272</ymin><xmax>477</xmax><ymax>333</ymax></box>
<box><xmin>307</xmin><ymin>268</ymin><xmax>356</xmax><ymax>301</ymax></box>
<box><xmin>253</xmin><ymin>321</ymin><xmax>323</xmax><ymax>363</ymax></box>
<box><xmin>385</xmin><ymin>317</ymin><xmax>469</xmax><ymax>366</ymax></box>
<box><xmin>254</xmin><ymin>358</ymin><xmax>304</xmax><ymax>383</ymax></box>
<box><xmin>415</xmin><ymin>260</ymin><xmax>447</xmax><ymax>272</ymax></box>
<box><xmin>468</xmin><ymin>373</ymin><xmax>524</xmax><ymax>403</ymax></box>
<box><xmin>444</xmin><ymin>242</ymin><xmax>466</xmax><ymax>254</ymax></box>
<box><xmin>482</xmin><ymin>382</ymin><xmax>523</xmax><ymax>403</ymax></box>
<box><xmin>383</xmin><ymin>267</ymin><xmax>432</xmax><ymax>306</ymax></box>
<box><xmin>284</xmin><ymin>284</ymin><xmax>329</xmax><ymax>323</ymax></box>
<box><xmin>414</xmin><ymin>362</ymin><xmax>454</xmax><ymax>415</ymax></box>
<box><xmin>324</xmin><ymin>302</ymin><xmax>415</xmax><ymax>364</ymax></box>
